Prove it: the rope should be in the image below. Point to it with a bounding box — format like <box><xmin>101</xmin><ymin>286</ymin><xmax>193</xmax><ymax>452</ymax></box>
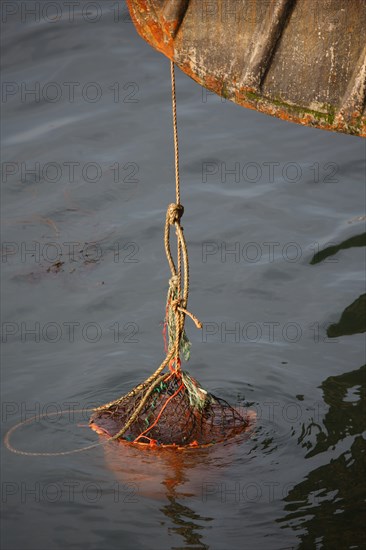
<box><xmin>171</xmin><ymin>60</ymin><xmax>180</xmax><ymax>206</ymax></box>
<box><xmin>106</xmin><ymin>61</ymin><xmax>203</xmax><ymax>430</ymax></box>
<box><xmin>133</xmin><ymin>380</ymin><xmax>184</xmax><ymax>445</ymax></box>
<box><xmin>3</xmin><ymin>408</ymin><xmax>112</xmax><ymax>457</ymax></box>
<box><xmin>4</xmin><ymin>61</ymin><xmax>202</xmax><ymax>456</ymax></box>
<box><xmin>162</xmin><ymin>62</ymin><xmax>202</xmax><ymax>371</ymax></box>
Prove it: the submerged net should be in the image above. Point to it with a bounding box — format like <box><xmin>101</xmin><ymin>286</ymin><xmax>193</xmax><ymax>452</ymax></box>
<box><xmin>90</xmin><ymin>370</ymin><xmax>249</xmax><ymax>447</ymax></box>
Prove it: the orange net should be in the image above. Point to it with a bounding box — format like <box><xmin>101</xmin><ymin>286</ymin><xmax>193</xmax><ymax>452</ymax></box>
<box><xmin>90</xmin><ymin>370</ymin><xmax>249</xmax><ymax>448</ymax></box>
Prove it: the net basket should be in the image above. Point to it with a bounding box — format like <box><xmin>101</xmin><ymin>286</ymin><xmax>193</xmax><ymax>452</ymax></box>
<box><xmin>90</xmin><ymin>371</ymin><xmax>249</xmax><ymax>448</ymax></box>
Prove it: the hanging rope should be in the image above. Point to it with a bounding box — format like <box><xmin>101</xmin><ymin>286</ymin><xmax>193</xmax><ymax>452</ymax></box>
<box><xmin>95</xmin><ymin>60</ymin><xmax>202</xmax><ymax>442</ymax></box>
<box><xmin>171</xmin><ymin>60</ymin><xmax>181</xmax><ymax>206</ymax></box>
<box><xmin>162</xmin><ymin>62</ymin><xmax>202</xmax><ymax>381</ymax></box>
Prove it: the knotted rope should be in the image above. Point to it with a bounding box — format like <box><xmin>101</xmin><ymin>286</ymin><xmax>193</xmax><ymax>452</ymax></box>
<box><xmin>163</xmin><ymin>63</ymin><xmax>202</xmax><ymax>371</ymax></box>
<box><xmin>96</xmin><ymin>61</ymin><xmax>202</xmax><ymax>442</ymax></box>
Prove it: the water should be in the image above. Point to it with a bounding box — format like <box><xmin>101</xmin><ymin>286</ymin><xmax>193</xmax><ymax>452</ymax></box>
<box><xmin>1</xmin><ymin>2</ymin><xmax>365</xmax><ymax>549</ymax></box>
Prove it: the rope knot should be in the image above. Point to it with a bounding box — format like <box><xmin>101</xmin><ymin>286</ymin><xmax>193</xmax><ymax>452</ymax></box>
<box><xmin>167</xmin><ymin>203</ymin><xmax>184</xmax><ymax>225</ymax></box>
<box><xmin>170</xmin><ymin>298</ymin><xmax>182</xmax><ymax>312</ymax></box>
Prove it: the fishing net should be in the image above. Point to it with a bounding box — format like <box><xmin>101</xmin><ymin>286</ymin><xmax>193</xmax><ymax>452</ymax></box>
<box><xmin>90</xmin><ymin>370</ymin><xmax>249</xmax><ymax>447</ymax></box>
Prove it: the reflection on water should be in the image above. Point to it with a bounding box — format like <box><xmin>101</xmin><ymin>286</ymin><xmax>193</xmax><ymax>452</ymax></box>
<box><xmin>160</xmin><ymin>497</ymin><xmax>211</xmax><ymax>550</ymax></box>
<box><xmin>308</xmin><ymin>365</ymin><xmax>365</xmax><ymax>457</ymax></box>
<box><xmin>310</xmin><ymin>232</ymin><xmax>366</xmax><ymax>265</ymax></box>
<box><xmin>93</xmin><ymin>427</ymin><xmax>255</xmax><ymax>495</ymax></box>
<box><xmin>327</xmin><ymin>294</ymin><xmax>366</xmax><ymax>337</ymax></box>
<box><xmin>278</xmin><ymin>365</ymin><xmax>366</xmax><ymax>548</ymax></box>
<box><xmin>93</xmin><ymin>436</ymin><xmax>256</xmax><ymax>549</ymax></box>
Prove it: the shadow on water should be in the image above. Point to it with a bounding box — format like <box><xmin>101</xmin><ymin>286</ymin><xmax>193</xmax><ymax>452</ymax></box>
<box><xmin>327</xmin><ymin>294</ymin><xmax>366</xmax><ymax>337</ymax></box>
<box><xmin>277</xmin><ymin>365</ymin><xmax>366</xmax><ymax>548</ymax></box>
<box><xmin>310</xmin><ymin>231</ymin><xmax>365</xmax><ymax>337</ymax></box>
<box><xmin>310</xmin><ymin>233</ymin><xmax>366</xmax><ymax>265</ymax></box>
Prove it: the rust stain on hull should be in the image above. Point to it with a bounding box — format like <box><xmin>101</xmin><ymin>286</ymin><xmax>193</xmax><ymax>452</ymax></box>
<box><xmin>126</xmin><ymin>0</ymin><xmax>366</xmax><ymax>137</ymax></box>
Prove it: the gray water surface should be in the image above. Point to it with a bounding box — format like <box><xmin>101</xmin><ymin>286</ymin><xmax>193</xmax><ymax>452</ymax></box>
<box><xmin>1</xmin><ymin>2</ymin><xmax>366</xmax><ymax>549</ymax></box>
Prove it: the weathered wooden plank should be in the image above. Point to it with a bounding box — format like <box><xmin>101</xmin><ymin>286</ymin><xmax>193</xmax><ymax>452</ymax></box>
<box><xmin>126</xmin><ymin>0</ymin><xmax>366</xmax><ymax>137</ymax></box>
